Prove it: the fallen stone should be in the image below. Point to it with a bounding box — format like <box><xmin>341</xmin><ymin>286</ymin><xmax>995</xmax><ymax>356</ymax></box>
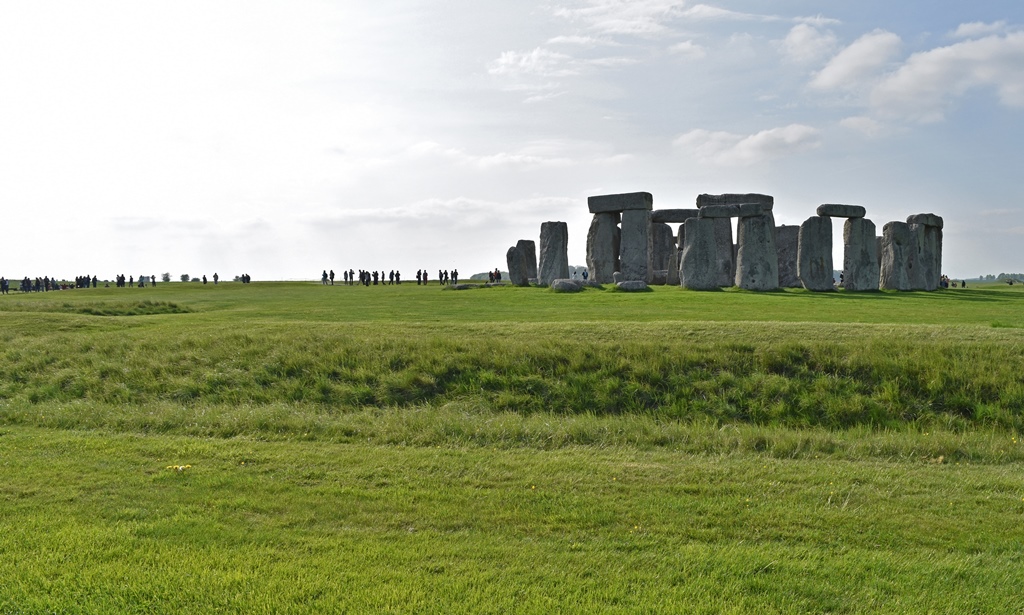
<box><xmin>798</xmin><ymin>216</ymin><xmax>833</xmax><ymax>291</ymax></box>
<box><xmin>506</xmin><ymin>246</ymin><xmax>530</xmax><ymax>287</ymax></box>
<box><xmin>680</xmin><ymin>217</ymin><xmax>719</xmax><ymax>290</ymax></box>
<box><xmin>538</xmin><ymin>221</ymin><xmax>570</xmax><ymax>286</ymax></box>
<box><xmin>880</xmin><ymin>221</ymin><xmax>914</xmax><ymax>291</ymax></box>
<box><xmin>588</xmin><ymin>192</ymin><xmax>653</xmax><ymax>214</ymax></box>
<box><xmin>586</xmin><ymin>213</ymin><xmax>620</xmax><ymax>284</ymax></box>
<box><xmin>649</xmin><ymin>270</ymin><xmax>668</xmax><ymax>285</ymax></box>
<box><xmin>612</xmin><ymin>271</ymin><xmax>623</xmax><ymax>284</ymax></box>
<box><xmin>450</xmin><ymin>284</ymin><xmax>474</xmax><ymax>290</ymax></box>
<box><xmin>816</xmin><ymin>204</ymin><xmax>866</xmax><ymax>218</ymax></box>
<box><xmin>616</xmin><ymin>280</ymin><xmax>650</xmax><ymax>291</ymax></box>
<box><xmin>516</xmin><ymin>240</ymin><xmax>538</xmax><ymax>280</ymax></box>
<box><xmin>550</xmin><ymin>279</ymin><xmax>584</xmax><ymax>292</ymax></box>
<box><xmin>776</xmin><ymin>225</ymin><xmax>801</xmax><ymax>288</ymax></box>
<box><xmin>648</xmin><ymin>222</ymin><xmax>676</xmax><ymax>279</ymax></box>
<box><xmin>735</xmin><ymin>213</ymin><xmax>779</xmax><ymax>291</ymax></box>
<box><xmin>651</xmin><ymin>209</ymin><xmax>700</xmax><ymax>224</ymax></box>
<box><xmin>619</xmin><ymin>209</ymin><xmax>650</xmax><ymax>282</ymax></box>
<box><xmin>843</xmin><ymin>217</ymin><xmax>879</xmax><ymax>291</ymax></box>
<box><xmin>696</xmin><ymin>193</ymin><xmax>774</xmax><ymax>208</ymax></box>
<box><xmin>581</xmin><ymin>280</ymin><xmax>604</xmax><ymax>289</ymax></box>
<box><xmin>906</xmin><ymin>213</ymin><xmax>943</xmax><ymax>229</ymax></box>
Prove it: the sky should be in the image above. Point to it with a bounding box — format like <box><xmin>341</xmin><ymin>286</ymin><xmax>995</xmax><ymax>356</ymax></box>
<box><xmin>1</xmin><ymin>0</ymin><xmax>1022</xmax><ymax>280</ymax></box>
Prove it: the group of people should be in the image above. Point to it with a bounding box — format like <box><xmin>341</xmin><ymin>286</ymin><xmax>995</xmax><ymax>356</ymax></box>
<box><xmin>323</xmin><ymin>268</ymin><xmax>461</xmax><ymax>286</ymax></box>
<box><xmin>940</xmin><ymin>275</ymin><xmax>965</xmax><ymax>288</ymax></box>
<box><xmin>114</xmin><ymin>274</ymin><xmax>158</xmax><ymax>288</ymax></box>
<box><xmin>0</xmin><ymin>275</ymin><xmax>102</xmax><ymax>293</ymax></box>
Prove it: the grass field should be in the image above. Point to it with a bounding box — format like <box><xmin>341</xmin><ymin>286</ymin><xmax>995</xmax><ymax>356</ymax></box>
<box><xmin>3</xmin><ymin>281</ymin><xmax>1024</xmax><ymax>612</ymax></box>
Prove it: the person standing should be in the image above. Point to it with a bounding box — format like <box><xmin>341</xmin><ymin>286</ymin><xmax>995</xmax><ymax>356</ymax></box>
<box><xmin>329</xmin><ymin>270</ymin><xmax>335</xmax><ymax>285</ymax></box>
<box><xmin>322</xmin><ymin>270</ymin><xmax>328</xmax><ymax>285</ymax></box>
<box><xmin>453</xmin><ymin>269</ymin><xmax>459</xmax><ymax>285</ymax></box>
<box><xmin>213</xmin><ymin>272</ymin><xmax>219</xmax><ymax>285</ymax></box>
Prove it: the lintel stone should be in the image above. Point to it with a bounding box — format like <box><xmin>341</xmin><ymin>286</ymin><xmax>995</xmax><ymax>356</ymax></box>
<box><xmin>588</xmin><ymin>192</ymin><xmax>653</xmax><ymax>214</ymax></box>
<box><xmin>696</xmin><ymin>193</ymin><xmax>773</xmax><ymax>208</ymax></box>
<box><xmin>651</xmin><ymin>209</ymin><xmax>700</xmax><ymax>223</ymax></box>
<box><xmin>817</xmin><ymin>204</ymin><xmax>866</xmax><ymax>218</ymax></box>
<box><xmin>906</xmin><ymin>213</ymin><xmax>944</xmax><ymax>229</ymax></box>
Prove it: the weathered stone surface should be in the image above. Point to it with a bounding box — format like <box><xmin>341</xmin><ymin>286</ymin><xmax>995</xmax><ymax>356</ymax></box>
<box><xmin>588</xmin><ymin>192</ymin><xmax>653</xmax><ymax>214</ymax></box>
<box><xmin>450</xmin><ymin>284</ymin><xmax>474</xmax><ymax>290</ymax></box>
<box><xmin>506</xmin><ymin>246</ymin><xmax>530</xmax><ymax>287</ymax></box>
<box><xmin>667</xmin><ymin>249</ymin><xmax>680</xmax><ymax>286</ymax></box>
<box><xmin>617</xmin><ymin>280</ymin><xmax>649</xmax><ymax>291</ymax></box>
<box><xmin>581</xmin><ymin>280</ymin><xmax>603</xmax><ymax>289</ymax></box>
<box><xmin>798</xmin><ymin>216</ymin><xmax>833</xmax><ymax>291</ymax></box>
<box><xmin>921</xmin><ymin>225</ymin><xmax>940</xmax><ymax>291</ymax></box>
<box><xmin>651</xmin><ymin>209</ymin><xmax>700</xmax><ymax>223</ymax></box>
<box><xmin>619</xmin><ymin>209</ymin><xmax>650</xmax><ymax>282</ymax></box>
<box><xmin>680</xmin><ymin>218</ymin><xmax>720</xmax><ymax>290</ymax></box>
<box><xmin>776</xmin><ymin>225</ymin><xmax>801</xmax><ymax>288</ymax></box>
<box><xmin>696</xmin><ymin>193</ymin><xmax>774</xmax><ymax>208</ymax></box>
<box><xmin>649</xmin><ymin>270</ymin><xmax>668</xmax><ymax>285</ymax></box>
<box><xmin>735</xmin><ymin>214</ymin><xmax>779</xmax><ymax>290</ymax></box>
<box><xmin>516</xmin><ymin>240</ymin><xmax>537</xmax><ymax>280</ymax></box>
<box><xmin>713</xmin><ymin>218</ymin><xmax>735</xmax><ymax>287</ymax></box>
<box><xmin>816</xmin><ymin>204</ymin><xmax>866</xmax><ymax>218</ymax></box>
<box><xmin>699</xmin><ymin>204</ymin><xmax>740</xmax><ymax>218</ymax></box>
<box><xmin>612</xmin><ymin>271</ymin><xmax>623</xmax><ymax>284</ymax></box>
<box><xmin>906</xmin><ymin>213</ymin><xmax>943</xmax><ymax>229</ymax></box>
<box><xmin>538</xmin><ymin>221</ymin><xmax>569</xmax><ymax>286</ymax></box>
<box><xmin>880</xmin><ymin>221</ymin><xmax>914</xmax><ymax>291</ymax></box>
<box><xmin>843</xmin><ymin>217</ymin><xmax>879</xmax><ymax>291</ymax></box>
<box><xmin>586</xmin><ymin>213</ymin><xmax>620</xmax><ymax>284</ymax></box>
<box><xmin>550</xmin><ymin>278</ymin><xmax>584</xmax><ymax>292</ymax></box>
<box><xmin>649</xmin><ymin>222</ymin><xmax>676</xmax><ymax>280</ymax></box>
<box><xmin>907</xmin><ymin>223</ymin><xmax>926</xmax><ymax>290</ymax></box>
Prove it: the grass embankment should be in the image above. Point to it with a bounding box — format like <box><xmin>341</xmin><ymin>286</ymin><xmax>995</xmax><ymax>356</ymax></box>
<box><xmin>2</xmin><ymin>283</ymin><xmax>1024</xmax><ymax>432</ymax></box>
<box><xmin>3</xmin><ymin>282</ymin><xmax>1024</xmax><ymax>612</ymax></box>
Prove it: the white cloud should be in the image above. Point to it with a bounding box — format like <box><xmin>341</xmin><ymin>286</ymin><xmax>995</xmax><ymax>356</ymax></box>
<box><xmin>673</xmin><ymin>124</ymin><xmax>822</xmax><ymax>165</ymax></box>
<box><xmin>488</xmin><ymin>48</ymin><xmax>577</xmax><ymax>78</ymax></box>
<box><xmin>553</xmin><ymin>0</ymin><xmax>686</xmax><ymax>36</ymax></box>
<box><xmin>779</xmin><ymin>23</ymin><xmax>837</xmax><ymax>64</ymax></box>
<box><xmin>546</xmin><ymin>35</ymin><xmax>616</xmax><ymax>46</ymax></box>
<box><xmin>839</xmin><ymin>116</ymin><xmax>885</xmax><ymax>138</ymax></box>
<box><xmin>870</xmin><ymin>32</ymin><xmax>1024</xmax><ymax>122</ymax></box>
<box><xmin>950</xmin><ymin>21</ymin><xmax>1008</xmax><ymax>39</ymax></box>
<box><xmin>810</xmin><ymin>29</ymin><xmax>902</xmax><ymax>91</ymax></box>
<box><xmin>668</xmin><ymin>40</ymin><xmax>706</xmax><ymax>59</ymax></box>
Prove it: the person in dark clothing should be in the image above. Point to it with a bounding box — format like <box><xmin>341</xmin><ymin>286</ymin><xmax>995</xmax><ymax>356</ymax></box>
<box><xmin>322</xmin><ymin>270</ymin><xmax>328</xmax><ymax>285</ymax></box>
<box><xmin>453</xmin><ymin>269</ymin><xmax>459</xmax><ymax>284</ymax></box>
<box><xmin>416</xmin><ymin>269</ymin><xmax>422</xmax><ymax>285</ymax></box>
<box><xmin>202</xmin><ymin>275</ymin><xmax>207</xmax><ymax>284</ymax></box>
<box><xmin>329</xmin><ymin>270</ymin><xmax>335</xmax><ymax>285</ymax></box>
<box><xmin>395</xmin><ymin>271</ymin><xmax>401</xmax><ymax>284</ymax></box>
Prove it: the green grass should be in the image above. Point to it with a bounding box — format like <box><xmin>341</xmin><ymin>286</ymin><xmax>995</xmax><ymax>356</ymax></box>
<box><xmin>4</xmin><ymin>281</ymin><xmax>1024</xmax><ymax>612</ymax></box>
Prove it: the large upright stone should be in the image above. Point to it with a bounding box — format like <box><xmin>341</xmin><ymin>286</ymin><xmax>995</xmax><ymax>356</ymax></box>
<box><xmin>651</xmin><ymin>209</ymin><xmax>700</xmax><ymax>224</ymax></box>
<box><xmin>680</xmin><ymin>218</ymin><xmax>719</xmax><ymax>290</ymax></box>
<box><xmin>620</xmin><ymin>210</ymin><xmax>650</xmax><ymax>282</ymax></box>
<box><xmin>667</xmin><ymin>250</ymin><xmax>680</xmax><ymax>286</ymax></box>
<box><xmin>516</xmin><ymin>240</ymin><xmax>537</xmax><ymax>280</ymax></box>
<box><xmin>816</xmin><ymin>204</ymin><xmax>866</xmax><ymax>218</ymax></box>
<box><xmin>506</xmin><ymin>246</ymin><xmax>530</xmax><ymax>287</ymax></box>
<box><xmin>712</xmin><ymin>219</ymin><xmax>734</xmax><ymax>287</ymax></box>
<box><xmin>586</xmin><ymin>213</ymin><xmax>620</xmax><ymax>284</ymax></box>
<box><xmin>906</xmin><ymin>213</ymin><xmax>943</xmax><ymax>291</ymax></box>
<box><xmin>735</xmin><ymin>214</ymin><xmax>778</xmax><ymax>291</ymax></box>
<box><xmin>906</xmin><ymin>224</ymin><xmax>928</xmax><ymax>290</ymax></box>
<box><xmin>907</xmin><ymin>213</ymin><xmax>943</xmax><ymax>229</ymax></box>
<box><xmin>538</xmin><ymin>221</ymin><xmax>569</xmax><ymax>286</ymax></box>
<box><xmin>843</xmin><ymin>218</ymin><xmax>879</xmax><ymax>291</ymax></box>
<box><xmin>696</xmin><ymin>193</ymin><xmax>774</xmax><ymax>208</ymax></box>
<box><xmin>798</xmin><ymin>216</ymin><xmax>833</xmax><ymax>291</ymax></box>
<box><xmin>588</xmin><ymin>192</ymin><xmax>653</xmax><ymax>214</ymax></box>
<box><xmin>649</xmin><ymin>222</ymin><xmax>676</xmax><ymax>282</ymax></box>
<box><xmin>776</xmin><ymin>225</ymin><xmax>800</xmax><ymax>288</ymax></box>
<box><xmin>880</xmin><ymin>221</ymin><xmax>914</xmax><ymax>291</ymax></box>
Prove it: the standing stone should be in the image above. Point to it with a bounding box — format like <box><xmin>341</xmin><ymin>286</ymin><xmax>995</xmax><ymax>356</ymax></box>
<box><xmin>843</xmin><ymin>218</ymin><xmax>879</xmax><ymax>291</ymax></box>
<box><xmin>880</xmin><ymin>221</ymin><xmax>914</xmax><ymax>291</ymax></box>
<box><xmin>680</xmin><ymin>218</ymin><xmax>719</xmax><ymax>290</ymax></box>
<box><xmin>620</xmin><ymin>209</ymin><xmax>650</xmax><ymax>282</ymax></box>
<box><xmin>776</xmin><ymin>225</ymin><xmax>800</xmax><ymax>288</ymax></box>
<box><xmin>921</xmin><ymin>226</ymin><xmax>940</xmax><ymax>291</ymax></box>
<box><xmin>711</xmin><ymin>219</ymin><xmax>734</xmax><ymax>287</ymax></box>
<box><xmin>735</xmin><ymin>214</ymin><xmax>779</xmax><ymax>291</ymax></box>
<box><xmin>907</xmin><ymin>223</ymin><xmax>927</xmax><ymax>290</ymax></box>
<box><xmin>506</xmin><ymin>246</ymin><xmax>529</xmax><ymax>287</ymax></box>
<box><xmin>934</xmin><ymin>227</ymin><xmax>943</xmax><ymax>283</ymax></box>
<box><xmin>648</xmin><ymin>222</ymin><xmax>676</xmax><ymax>283</ymax></box>
<box><xmin>586</xmin><ymin>213</ymin><xmax>620</xmax><ymax>284</ymax></box>
<box><xmin>538</xmin><ymin>221</ymin><xmax>569</xmax><ymax>286</ymax></box>
<box><xmin>667</xmin><ymin>249</ymin><xmax>680</xmax><ymax>286</ymax></box>
<box><xmin>516</xmin><ymin>240</ymin><xmax>537</xmax><ymax>281</ymax></box>
<box><xmin>798</xmin><ymin>216</ymin><xmax>833</xmax><ymax>291</ymax></box>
